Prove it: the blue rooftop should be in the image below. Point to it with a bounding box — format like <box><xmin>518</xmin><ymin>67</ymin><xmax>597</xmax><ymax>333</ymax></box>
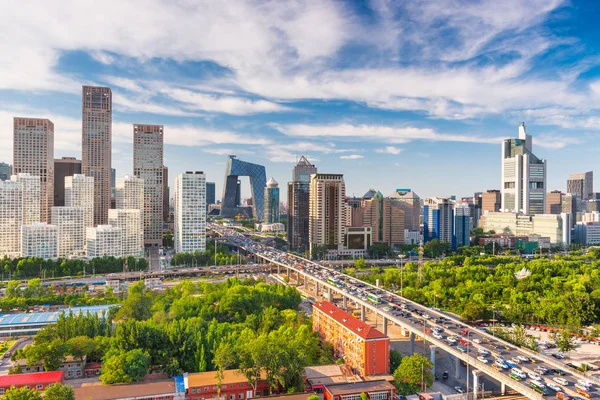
<box><xmin>174</xmin><ymin>376</ymin><xmax>185</xmax><ymax>393</ymax></box>
<box><xmin>0</xmin><ymin>305</ymin><xmax>115</xmax><ymax>327</ymax></box>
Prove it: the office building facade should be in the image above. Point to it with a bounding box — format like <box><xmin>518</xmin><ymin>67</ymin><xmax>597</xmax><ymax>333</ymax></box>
<box><xmin>454</xmin><ymin>205</ymin><xmax>472</xmax><ymax>248</ymax></box>
<box><xmin>163</xmin><ymin>166</ymin><xmax>169</xmax><ymax>222</ymax></box>
<box><xmin>82</xmin><ymin>86</ymin><xmax>112</xmax><ymax>226</ymax></box>
<box><xmin>482</xmin><ymin>190</ymin><xmax>501</xmax><ymax>213</ymax></box>
<box><xmin>108</xmin><ymin>209</ymin><xmax>143</xmax><ymax>258</ymax></box>
<box><xmin>546</xmin><ymin>190</ymin><xmax>563</xmax><ymax>214</ymax></box>
<box><xmin>0</xmin><ymin>162</ymin><xmax>12</xmax><ymax>181</ymax></box>
<box><xmin>116</xmin><ymin>175</ymin><xmax>144</xmax><ymax>211</ymax></box>
<box><xmin>205</xmin><ymin>182</ymin><xmax>216</xmax><ymax>211</ymax></box>
<box><xmin>575</xmin><ymin>222</ymin><xmax>600</xmax><ymax>245</ymax></box>
<box><xmin>387</xmin><ymin>189</ymin><xmax>420</xmax><ymax>231</ymax></box>
<box><xmin>86</xmin><ymin>225</ymin><xmax>122</xmax><ymax>258</ymax></box>
<box><xmin>0</xmin><ymin>181</ymin><xmax>23</xmax><ymax>257</ymax></box>
<box><xmin>65</xmin><ymin>174</ymin><xmax>95</xmax><ymax>235</ymax></box>
<box><xmin>51</xmin><ymin>207</ymin><xmax>85</xmax><ymax>258</ymax></box>
<box><xmin>11</xmin><ymin>173</ymin><xmax>41</xmax><ymax>225</ymax></box>
<box><xmin>264</xmin><ymin>177</ymin><xmax>280</xmax><ymax>224</ymax></box>
<box><xmin>221</xmin><ymin>156</ymin><xmax>266</xmax><ymax>220</ymax></box>
<box><xmin>174</xmin><ymin>172</ymin><xmax>206</xmax><ymax>253</ymax></box>
<box><xmin>54</xmin><ymin>157</ymin><xmax>82</xmax><ymax>207</ymax></box>
<box><xmin>501</xmin><ymin>123</ymin><xmax>546</xmax><ymax>215</ymax></box>
<box><xmin>423</xmin><ymin>197</ymin><xmax>454</xmax><ymax>244</ymax></box>
<box><xmin>288</xmin><ymin>156</ymin><xmax>317</xmax><ymax>253</ymax></box>
<box><xmin>13</xmin><ymin>117</ymin><xmax>54</xmax><ymax>222</ymax></box>
<box><xmin>567</xmin><ymin>171</ymin><xmax>593</xmax><ymax>200</ymax></box>
<box><xmin>309</xmin><ymin>173</ymin><xmax>346</xmax><ymax>254</ymax></box>
<box><xmin>360</xmin><ymin>193</ymin><xmax>405</xmax><ymax>249</ymax></box>
<box><xmin>133</xmin><ymin>124</ymin><xmax>164</xmax><ymax>248</ymax></box>
<box><xmin>21</xmin><ymin>223</ymin><xmax>58</xmax><ymax>260</ymax></box>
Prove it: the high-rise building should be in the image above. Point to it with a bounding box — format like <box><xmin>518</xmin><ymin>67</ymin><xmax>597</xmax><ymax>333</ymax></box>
<box><xmin>561</xmin><ymin>193</ymin><xmax>579</xmax><ymax>229</ymax></box>
<box><xmin>309</xmin><ymin>173</ymin><xmax>345</xmax><ymax>254</ymax></box>
<box><xmin>82</xmin><ymin>86</ymin><xmax>112</xmax><ymax>226</ymax></box>
<box><xmin>206</xmin><ymin>182</ymin><xmax>216</xmax><ymax>211</ymax></box>
<box><xmin>163</xmin><ymin>166</ymin><xmax>169</xmax><ymax>222</ymax></box>
<box><xmin>54</xmin><ymin>157</ymin><xmax>82</xmax><ymax>207</ymax></box>
<box><xmin>567</xmin><ymin>171</ymin><xmax>593</xmax><ymax>200</ymax></box>
<box><xmin>51</xmin><ymin>206</ymin><xmax>85</xmax><ymax>258</ymax></box>
<box><xmin>86</xmin><ymin>225</ymin><xmax>122</xmax><ymax>258</ymax></box>
<box><xmin>360</xmin><ymin>193</ymin><xmax>405</xmax><ymax>249</ymax></box>
<box><xmin>0</xmin><ymin>162</ymin><xmax>11</xmax><ymax>181</ymax></box>
<box><xmin>13</xmin><ymin>117</ymin><xmax>54</xmax><ymax>222</ymax></box>
<box><xmin>387</xmin><ymin>189</ymin><xmax>421</xmax><ymax>231</ymax></box>
<box><xmin>546</xmin><ymin>190</ymin><xmax>563</xmax><ymax>214</ymax></box>
<box><xmin>0</xmin><ymin>181</ymin><xmax>23</xmax><ymax>257</ymax></box>
<box><xmin>174</xmin><ymin>171</ymin><xmax>206</xmax><ymax>253</ymax></box>
<box><xmin>454</xmin><ymin>205</ymin><xmax>472</xmax><ymax>248</ymax></box>
<box><xmin>116</xmin><ymin>175</ymin><xmax>144</xmax><ymax>210</ymax></box>
<box><xmin>288</xmin><ymin>156</ymin><xmax>317</xmax><ymax>253</ymax></box>
<box><xmin>111</xmin><ymin>168</ymin><xmax>116</xmax><ymax>209</ymax></box>
<box><xmin>482</xmin><ymin>190</ymin><xmax>501</xmax><ymax>213</ymax></box>
<box><xmin>108</xmin><ymin>209</ymin><xmax>143</xmax><ymax>257</ymax></box>
<box><xmin>133</xmin><ymin>124</ymin><xmax>164</xmax><ymax>249</ymax></box>
<box><xmin>501</xmin><ymin>122</ymin><xmax>546</xmax><ymax>215</ymax></box>
<box><xmin>11</xmin><ymin>173</ymin><xmax>41</xmax><ymax>225</ymax></box>
<box><xmin>423</xmin><ymin>197</ymin><xmax>454</xmax><ymax>244</ymax></box>
<box><xmin>21</xmin><ymin>222</ymin><xmax>58</xmax><ymax>259</ymax></box>
<box><xmin>221</xmin><ymin>156</ymin><xmax>266</xmax><ymax>220</ymax></box>
<box><xmin>65</xmin><ymin>174</ymin><xmax>95</xmax><ymax>235</ymax></box>
<box><xmin>264</xmin><ymin>177</ymin><xmax>280</xmax><ymax>224</ymax></box>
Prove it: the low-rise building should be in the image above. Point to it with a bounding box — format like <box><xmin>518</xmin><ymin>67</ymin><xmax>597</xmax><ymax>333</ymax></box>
<box><xmin>0</xmin><ymin>371</ymin><xmax>64</xmax><ymax>395</ymax></box>
<box><xmin>74</xmin><ymin>377</ymin><xmax>185</xmax><ymax>400</ymax></box>
<box><xmin>575</xmin><ymin>222</ymin><xmax>600</xmax><ymax>245</ymax></box>
<box><xmin>14</xmin><ymin>356</ymin><xmax>87</xmax><ymax>379</ymax></box>
<box><xmin>185</xmin><ymin>369</ymin><xmax>270</xmax><ymax>399</ymax></box>
<box><xmin>312</xmin><ymin>301</ymin><xmax>389</xmax><ymax>377</ymax></box>
<box><xmin>323</xmin><ymin>380</ymin><xmax>396</xmax><ymax>400</ymax></box>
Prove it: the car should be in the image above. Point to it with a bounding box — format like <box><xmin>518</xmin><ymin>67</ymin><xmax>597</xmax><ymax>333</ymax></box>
<box><xmin>547</xmin><ymin>383</ymin><xmax>563</xmax><ymax>392</ymax></box>
<box><xmin>530</xmin><ymin>357</ymin><xmax>538</xmax><ymax>363</ymax></box>
<box><xmin>504</xmin><ymin>345</ymin><xmax>512</xmax><ymax>350</ymax></box>
<box><xmin>446</xmin><ymin>337</ymin><xmax>457</xmax><ymax>344</ymax></box>
<box><xmin>495</xmin><ymin>361</ymin><xmax>508</xmax><ymax>369</ymax></box>
<box><xmin>577</xmin><ymin>380</ymin><xmax>593</xmax><ymax>389</ymax></box>
<box><xmin>517</xmin><ymin>355</ymin><xmax>529</xmax><ymax>362</ymax></box>
<box><xmin>477</xmin><ymin>348</ymin><xmax>489</xmax><ymax>356</ymax></box>
<box><xmin>576</xmin><ymin>389</ymin><xmax>591</xmax><ymax>399</ymax></box>
<box><xmin>511</xmin><ymin>368</ymin><xmax>527</xmax><ymax>379</ymax></box>
<box><xmin>454</xmin><ymin>386</ymin><xmax>465</xmax><ymax>393</ymax></box>
<box><xmin>491</xmin><ymin>364</ymin><xmax>502</xmax><ymax>372</ymax></box>
<box><xmin>553</xmin><ymin>377</ymin><xmax>569</xmax><ymax>386</ymax></box>
<box><xmin>535</xmin><ymin>366</ymin><xmax>548</xmax><ymax>375</ymax></box>
<box><xmin>433</xmin><ymin>332</ymin><xmax>443</xmax><ymax>340</ymax></box>
<box><xmin>442</xmin><ymin>371</ymin><xmax>449</xmax><ymax>379</ymax></box>
<box><xmin>473</xmin><ymin>338</ymin><xmax>482</xmax><ymax>344</ymax></box>
<box><xmin>528</xmin><ymin>372</ymin><xmax>542</xmax><ymax>381</ymax></box>
<box><xmin>556</xmin><ymin>393</ymin><xmax>573</xmax><ymax>400</ymax></box>
<box><xmin>457</xmin><ymin>345</ymin><xmax>467</xmax><ymax>353</ymax></box>
<box><xmin>508</xmin><ymin>372</ymin><xmax>521</xmax><ymax>381</ymax></box>
<box><xmin>477</xmin><ymin>356</ymin><xmax>488</xmax><ymax>364</ymax></box>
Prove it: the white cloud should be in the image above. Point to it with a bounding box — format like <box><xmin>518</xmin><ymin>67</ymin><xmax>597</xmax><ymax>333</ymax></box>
<box><xmin>376</xmin><ymin>146</ymin><xmax>403</xmax><ymax>155</ymax></box>
<box><xmin>340</xmin><ymin>154</ymin><xmax>363</xmax><ymax>159</ymax></box>
<box><xmin>535</xmin><ymin>135</ymin><xmax>582</xmax><ymax>149</ymax></box>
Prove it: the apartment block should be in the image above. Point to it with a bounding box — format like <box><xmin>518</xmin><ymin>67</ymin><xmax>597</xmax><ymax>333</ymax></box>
<box><xmin>11</xmin><ymin>173</ymin><xmax>41</xmax><ymax>225</ymax></box>
<box><xmin>309</xmin><ymin>174</ymin><xmax>346</xmax><ymax>254</ymax></box>
<box><xmin>51</xmin><ymin>207</ymin><xmax>85</xmax><ymax>258</ymax></box>
<box><xmin>65</xmin><ymin>174</ymin><xmax>94</xmax><ymax>235</ymax></box>
<box><xmin>13</xmin><ymin>117</ymin><xmax>54</xmax><ymax>222</ymax></box>
<box><xmin>360</xmin><ymin>194</ymin><xmax>405</xmax><ymax>249</ymax></box>
<box><xmin>567</xmin><ymin>171</ymin><xmax>593</xmax><ymax>200</ymax></box>
<box><xmin>387</xmin><ymin>189</ymin><xmax>420</xmax><ymax>231</ymax></box>
<box><xmin>86</xmin><ymin>225</ymin><xmax>122</xmax><ymax>258</ymax></box>
<box><xmin>174</xmin><ymin>172</ymin><xmax>206</xmax><ymax>253</ymax></box>
<box><xmin>108</xmin><ymin>209</ymin><xmax>143</xmax><ymax>258</ymax></box>
<box><xmin>313</xmin><ymin>301</ymin><xmax>389</xmax><ymax>377</ymax></box>
<box><xmin>116</xmin><ymin>175</ymin><xmax>144</xmax><ymax>210</ymax></box>
<box><xmin>0</xmin><ymin>181</ymin><xmax>23</xmax><ymax>257</ymax></box>
<box><xmin>21</xmin><ymin>222</ymin><xmax>58</xmax><ymax>260</ymax></box>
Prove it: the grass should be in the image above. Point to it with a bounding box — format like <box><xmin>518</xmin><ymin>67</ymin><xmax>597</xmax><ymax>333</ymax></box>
<box><xmin>0</xmin><ymin>340</ymin><xmax>17</xmax><ymax>357</ymax></box>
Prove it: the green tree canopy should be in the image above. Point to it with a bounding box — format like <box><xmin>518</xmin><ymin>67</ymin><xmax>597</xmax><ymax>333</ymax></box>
<box><xmin>393</xmin><ymin>354</ymin><xmax>433</xmax><ymax>395</ymax></box>
<box><xmin>3</xmin><ymin>387</ymin><xmax>42</xmax><ymax>400</ymax></box>
<box><xmin>44</xmin><ymin>383</ymin><xmax>75</xmax><ymax>400</ymax></box>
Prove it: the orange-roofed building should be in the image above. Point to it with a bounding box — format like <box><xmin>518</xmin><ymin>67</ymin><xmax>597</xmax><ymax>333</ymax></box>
<box><xmin>312</xmin><ymin>301</ymin><xmax>389</xmax><ymax>377</ymax></box>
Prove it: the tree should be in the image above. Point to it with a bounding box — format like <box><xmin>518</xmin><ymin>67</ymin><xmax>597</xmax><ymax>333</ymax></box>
<box><xmin>390</xmin><ymin>349</ymin><xmax>402</xmax><ymax>372</ymax></box>
<box><xmin>393</xmin><ymin>354</ymin><xmax>433</xmax><ymax>395</ymax></box>
<box><xmin>44</xmin><ymin>383</ymin><xmax>75</xmax><ymax>400</ymax></box>
<box><xmin>360</xmin><ymin>393</ymin><xmax>369</xmax><ymax>400</ymax></box>
<box><xmin>66</xmin><ymin>336</ymin><xmax>96</xmax><ymax>362</ymax></box>
<box><xmin>354</xmin><ymin>258</ymin><xmax>366</xmax><ymax>269</ymax></box>
<box><xmin>423</xmin><ymin>239</ymin><xmax>451</xmax><ymax>258</ymax></box>
<box><xmin>368</xmin><ymin>243</ymin><xmax>392</xmax><ymax>259</ymax></box>
<box><xmin>511</xmin><ymin>324</ymin><xmax>528</xmax><ymax>347</ymax></box>
<box><xmin>100</xmin><ymin>349</ymin><xmax>150</xmax><ymax>384</ymax></box>
<box><xmin>307</xmin><ymin>395</ymin><xmax>320</xmax><ymax>400</ymax></box>
<box><xmin>116</xmin><ymin>281</ymin><xmax>154</xmax><ymax>321</ymax></box>
<box><xmin>5</xmin><ymin>280</ymin><xmax>21</xmax><ymax>299</ymax></box>
<box><xmin>214</xmin><ymin>342</ymin><xmax>237</xmax><ymax>397</ymax></box>
<box><xmin>3</xmin><ymin>387</ymin><xmax>42</xmax><ymax>400</ymax></box>
<box><xmin>556</xmin><ymin>331</ymin><xmax>576</xmax><ymax>355</ymax></box>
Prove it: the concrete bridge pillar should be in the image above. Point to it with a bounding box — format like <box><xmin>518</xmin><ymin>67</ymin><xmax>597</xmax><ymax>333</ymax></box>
<box><xmin>472</xmin><ymin>370</ymin><xmax>481</xmax><ymax>399</ymax></box>
<box><xmin>409</xmin><ymin>332</ymin><xmax>415</xmax><ymax>354</ymax></box>
<box><xmin>500</xmin><ymin>382</ymin><xmax>506</xmax><ymax>395</ymax></box>
<box><xmin>360</xmin><ymin>305</ymin><xmax>366</xmax><ymax>322</ymax></box>
<box><xmin>277</xmin><ymin>264</ymin><xmax>280</xmax><ymax>274</ymax></box>
<box><xmin>287</xmin><ymin>268</ymin><xmax>290</xmax><ymax>280</ymax></box>
<box><xmin>327</xmin><ymin>287</ymin><xmax>332</xmax><ymax>300</ymax></box>
<box><xmin>342</xmin><ymin>296</ymin><xmax>347</xmax><ymax>309</ymax></box>
<box><xmin>429</xmin><ymin>345</ymin><xmax>436</xmax><ymax>375</ymax></box>
<box><xmin>382</xmin><ymin>317</ymin><xmax>388</xmax><ymax>335</ymax></box>
<box><xmin>304</xmin><ymin>275</ymin><xmax>308</xmax><ymax>290</ymax></box>
<box><xmin>454</xmin><ymin>357</ymin><xmax>460</xmax><ymax>379</ymax></box>
<box><xmin>316</xmin><ymin>282</ymin><xmax>320</xmax><ymax>295</ymax></box>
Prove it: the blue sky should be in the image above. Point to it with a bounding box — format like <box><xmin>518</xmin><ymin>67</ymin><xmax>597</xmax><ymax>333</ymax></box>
<box><xmin>1</xmin><ymin>0</ymin><xmax>599</xmax><ymax>200</ymax></box>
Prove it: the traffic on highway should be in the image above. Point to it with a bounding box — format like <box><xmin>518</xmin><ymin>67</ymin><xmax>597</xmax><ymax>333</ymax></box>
<box><xmin>213</xmin><ymin>223</ymin><xmax>597</xmax><ymax>400</ymax></box>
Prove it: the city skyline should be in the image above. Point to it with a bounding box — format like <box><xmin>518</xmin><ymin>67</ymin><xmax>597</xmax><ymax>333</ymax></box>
<box><xmin>1</xmin><ymin>1</ymin><xmax>599</xmax><ymax>200</ymax></box>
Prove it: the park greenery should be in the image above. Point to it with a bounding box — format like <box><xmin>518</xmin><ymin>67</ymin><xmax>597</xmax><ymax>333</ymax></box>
<box><xmin>11</xmin><ymin>279</ymin><xmax>333</xmax><ymax>391</ymax></box>
<box><xmin>170</xmin><ymin>240</ymin><xmax>246</xmax><ymax>267</ymax></box>
<box><xmin>352</xmin><ymin>250</ymin><xmax>600</xmax><ymax>330</ymax></box>
<box><xmin>2</xmin><ymin>383</ymin><xmax>74</xmax><ymax>400</ymax></box>
<box><xmin>392</xmin><ymin>354</ymin><xmax>433</xmax><ymax>395</ymax></box>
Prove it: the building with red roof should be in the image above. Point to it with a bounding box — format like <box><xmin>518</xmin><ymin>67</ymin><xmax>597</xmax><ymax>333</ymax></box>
<box><xmin>0</xmin><ymin>370</ymin><xmax>64</xmax><ymax>395</ymax></box>
<box><xmin>312</xmin><ymin>301</ymin><xmax>389</xmax><ymax>377</ymax></box>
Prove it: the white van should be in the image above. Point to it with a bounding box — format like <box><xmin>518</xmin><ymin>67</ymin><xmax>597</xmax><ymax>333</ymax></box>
<box><xmin>511</xmin><ymin>368</ymin><xmax>526</xmax><ymax>379</ymax></box>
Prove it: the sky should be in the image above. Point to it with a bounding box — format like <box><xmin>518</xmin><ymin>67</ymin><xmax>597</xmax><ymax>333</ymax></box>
<box><xmin>1</xmin><ymin>0</ymin><xmax>599</xmax><ymax>200</ymax></box>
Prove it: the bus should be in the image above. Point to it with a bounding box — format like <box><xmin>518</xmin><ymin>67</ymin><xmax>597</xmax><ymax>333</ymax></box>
<box><xmin>327</xmin><ymin>277</ymin><xmax>339</xmax><ymax>287</ymax></box>
<box><xmin>529</xmin><ymin>381</ymin><xmax>548</xmax><ymax>395</ymax></box>
<box><xmin>367</xmin><ymin>293</ymin><xmax>383</xmax><ymax>304</ymax></box>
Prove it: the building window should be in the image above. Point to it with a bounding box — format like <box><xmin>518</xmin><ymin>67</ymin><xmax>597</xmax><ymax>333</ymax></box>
<box><xmin>238</xmin><ymin>394</ymin><xmax>244</xmax><ymax>399</ymax></box>
<box><xmin>370</xmin><ymin>392</ymin><xmax>388</xmax><ymax>400</ymax></box>
<box><xmin>36</xmin><ymin>385</ymin><xmax>43</xmax><ymax>390</ymax></box>
<box><xmin>205</xmin><ymin>387</ymin><xmax>209</xmax><ymax>391</ymax></box>
<box><xmin>0</xmin><ymin>389</ymin><xmax>4</xmax><ymax>395</ymax></box>
<box><xmin>230</xmin><ymin>395</ymin><xmax>235</xmax><ymax>400</ymax></box>
<box><xmin>230</xmin><ymin>385</ymin><xmax>235</xmax><ymax>388</ymax></box>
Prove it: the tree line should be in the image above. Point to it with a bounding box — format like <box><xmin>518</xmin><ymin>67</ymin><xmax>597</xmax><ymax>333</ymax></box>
<box><xmin>170</xmin><ymin>240</ymin><xmax>246</xmax><ymax>267</ymax></box>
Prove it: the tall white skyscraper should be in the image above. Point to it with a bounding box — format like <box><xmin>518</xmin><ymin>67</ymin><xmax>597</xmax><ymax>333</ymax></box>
<box><xmin>116</xmin><ymin>175</ymin><xmax>144</xmax><ymax>210</ymax></box>
<box><xmin>108</xmin><ymin>209</ymin><xmax>143</xmax><ymax>258</ymax></box>
<box><xmin>0</xmin><ymin>181</ymin><xmax>23</xmax><ymax>257</ymax></box>
<box><xmin>174</xmin><ymin>171</ymin><xmax>206</xmax><ymax>253</ymax></box>
<box><xmin>65</xmin><ymin>174</ymin><xmax>95</xmax><ymax>234</ymax></box>
<box><xmin>309</xmin><ymin>173</ymin><xmax>346</xmax><ymax>254</ymax></box>
<box><xmin>86</xmin><ymin>225</ymin><xmax>123</xmax><ymax>258</ymax></box>
<box><xmin>11</xmin><ymin>173</ymin><xmax>41</xmax><ymax>225</ymax></box>
<box><xmin>501</xmin><ymin>122</ymin><xmax>547</xmax><ymax>215</ymax></box>
<box><xmin>51</xmin><ymin>206</ymin><xmax>85</xmax><ymax>258</ymax></box>
<box><xmin>21</xmin><ymin>222</ymin><xmax>58</xmax><ymax>260</ymax></box>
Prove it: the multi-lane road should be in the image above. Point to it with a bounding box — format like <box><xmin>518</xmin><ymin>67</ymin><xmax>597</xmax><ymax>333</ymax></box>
<box><xmin>212</xmin><ymin>224</ymin><xmax>597</xmax><ymax>400</ymax></box>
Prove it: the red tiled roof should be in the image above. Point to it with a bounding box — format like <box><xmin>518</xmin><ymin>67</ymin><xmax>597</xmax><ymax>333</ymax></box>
<box><xmin>0</xmin><ymin>371</ymin><xmax>64</xmax><ymax>387</ymax></box>
<box><xmin>313</xmin><ymin>301</ymin><xmax>388</xmax><ymax>340</ymax></box>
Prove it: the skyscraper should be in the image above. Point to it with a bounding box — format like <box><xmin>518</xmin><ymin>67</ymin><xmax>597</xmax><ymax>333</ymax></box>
<box><xmin>163</xmin><ymin>166</ymin><xmax>169</xmax><ymax>223</ymax></box>
<box><xmin>360</xmin><ymin>192</ymin><xmax>405</xmax><ymax>249</ymax></box>
<box><xmin>65</xmin><ymin>174</ymin><xmax>95</xmax><ymax>235</ymax></box>
<box><xmin>11</xmin><ymin>173</ymin><xmax>41</xmax><ymax>225</ymax></box>
<box><xmin>86</xmin><ymin>225</ymin><xmax>122</xmax><ymax>258</ymax></box>
<box><xmin>116</xmin><ymin>175</ymin><xmax>144</xmax><ymax>210</ymax></box>
<box><xmin>82</xmin><ymin>86</ymin><xmax>112</xmax><ymax>226</ymax></box>
<box><xmin>206</xmin><ymin>182</ymin><xmax>216</xmax><ymax>211</ymax></box>
<box><xmin>0</xmin><ymin>181</ymin><xmax>23</xmax><ymax>257</ymax></box>
<box><xmin>423</xmin><ymin>197</ymin><xmax>454</xmax><ymax>244</ymax></box>
<box><xmin>108</xmin><ymin>209</ymin><xmax>143</xmax><ymax>257</ymax></box>
<box><xmin>309</xmin><ymin>173</ymin><xmax>346</xmax><ymax>255</ymax></box>
<box><xmin>264</xmin><ymin>177</ymin><xmax>280</xmax><ymax>224</ymax></box>
<box><xmin>387</xmin><ymin>189</ymin><xmax>421</xmax><ymax>231</ymax></box>
<box><xmin>567</xmin><ymin>171</ymin><xmax>593</xmax><ymax>200</ymax></box>
<box><xmin>288</xmin><ymin>156</ymin><xmax>317</xmax><ymax>252</ymax></box>
<box><xmin>454</xmin><ymin>205</ymin><xmax>472</xmax><ymax>248</ymax></box>
<box><xmin>546</xmin><ymin>190</ymin><xmax>563</xmax><ymax>214</ymax></box>
<box><xmin>501</xmin><ymin>122</ymin><xmax>546</xmax><ymax>215</ymax></box>
<box><xmin>133</xmin><ymin>124</ymin><xmax>164</xmax><ymax>249</ymax></box>
<box><xmin>13</xmin><ymin>117</ymin><xmax>54</xmax><ymax>222</ymax></box>
<box><xmin>51</xmin><ymin>206</ymin><xmax>85</xmax><ymax>258</ymax></box>
<box><xmin>54</xmin><ymin>157</ymin><xmax>82</xmax><ymax>207</ymax></box>
<box><xmin>174</xmin><ymin>171</ymin><xmax>206</xmax><ymax>253</ymax></box>
<box><xmin>0</xmin><ymin>162</ymin><xmax>11</xmax><ymax>181</ymax></box>
<box><xmin>221</xmin><ymin>156</ymin><xmax>266</xmax><ymax>220</ymax></box>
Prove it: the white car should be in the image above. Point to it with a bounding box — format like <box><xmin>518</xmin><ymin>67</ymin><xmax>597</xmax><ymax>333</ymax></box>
<box><xmin>577</xmin><ymin>380</ymin><xmax>593</xmax><ymax>389</ymax></box>
<box><xmin>447</xmin><ymin>337</ymin><xmax>457</xmax><ymax>344</ymax></box>
<box><xmin>433</xmin><ymin>332</ymin><xmax>443</xmax><ymax>340</ymax></box>
<box><xmin>546</xmin><ymin>383</ymin><xmax>562</xmax><ymax>392</ymax></box>
<box><xmin>477</xmin><ymin>356</ymin><xmax>488</xmax><ymax>364</ymax></box>
<box><xmin>478</xmin><ymin>348</ymin><xmax>489</xmax><ymax>356</ymax></box>
<box><xmin>473</xmin><ymin>338</ymin><xmax>482</xmax><ymax>344</ymax></box>
<box><xmin>552</xmin><ymin>377</ymin><xmax>568</xmax><ymax>386</ymax></box>
<box><xmin>511</xmin><ymin>368</ymin><xmax>527</xmax><ymax>379</ymax></box>
<box><xmin>517</xmin><ymin>355</ymin><xmax>529</xmax><ymax>362</ymax></box>
<box><xmin>527</xmin><ymin>372</ymin><xmax>541</xmax><ymax>381</ymax></box>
